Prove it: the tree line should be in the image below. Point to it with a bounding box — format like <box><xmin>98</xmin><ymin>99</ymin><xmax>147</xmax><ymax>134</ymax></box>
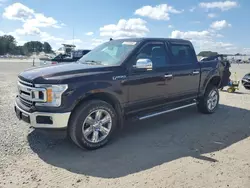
<box><xmin>1</xmin><ymin>34</ymin><xmax>244</xmax><ymax>57</ymax></box>
<box><xmin>197</xmin><ymin>51</ymin><xmax>247</xmax><ymax>57</ymax></box>
<box><xmin>197</xmin><ymin>51</ymin><xmax>218</xmax><ymax>57</ymax></box>
<box><xmin>0</xmin><ymin>35</ymin><xmax>53</xmax><ymax>56</ymax></box>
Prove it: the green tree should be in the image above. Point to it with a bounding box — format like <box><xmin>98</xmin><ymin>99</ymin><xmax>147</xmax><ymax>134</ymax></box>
<box><xmin>0</xmin><ymin>34</ymin><xmax>53</xmax><ymax>55</ymax></box>
<box><xmin>43</xmin><ymin>42</ymin><xmax>52</xmax><ymax>53</ymax></box>
<box><xmin>0</xmin><ymin>35</ymin><xmax>17</xmax><ymax>55</ymax></box>
<box><xmin>12</xmin><ymin>46</ymin><xmax>25</xmax><ymax>55</ymax></box>
<box><xmin>23</xmin><ymin>41</ymin><xmax>44</xmax><ymax>54</ymax></box>
<box><xmin>198</xmin><ymin>51</ymin><xmax>218</xmax><ymax>57</ymax></box>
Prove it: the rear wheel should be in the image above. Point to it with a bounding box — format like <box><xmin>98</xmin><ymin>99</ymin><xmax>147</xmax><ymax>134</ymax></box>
<box><xmin>197</xmin><ymin>84</ymin><xmax>219</xmax><ymax>114</ymax></box>
<box><xmin>68</xmin><ymin>100</ymin><xmax>117</xmax><ymax>150</ymax></box>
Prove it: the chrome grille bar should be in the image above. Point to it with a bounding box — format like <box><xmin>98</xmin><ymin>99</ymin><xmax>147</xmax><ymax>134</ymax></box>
<box><xmin>17</xmin><ymin>79</ymin><xmax>47</xmax><ymax>104</ymax></box>
<box><xmin>18</xmin><ymin>78</ymin><xmax>33</xmax><ymax>87</ymax></box>
<box><xmin>19</xmin><ymin>96</ymin><xmax>33</xmax><ymax>107</ymax></box>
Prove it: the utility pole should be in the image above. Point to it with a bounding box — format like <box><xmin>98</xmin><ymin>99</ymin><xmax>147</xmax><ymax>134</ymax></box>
<box><xmin>32</xmin><ymin>46</ymin><xmax>36</xmax><ymax>67</ymax></box>
<box><xmin>73</xmin><ymin>27</ymin><xmax>75</xmax><ymax>46</ymax></box>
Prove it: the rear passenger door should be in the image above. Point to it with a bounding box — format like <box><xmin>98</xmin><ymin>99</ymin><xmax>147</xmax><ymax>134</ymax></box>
<box><xmin>165</xmin><ymin>42</ymin><xmax>200</xmax><ymax>100</ymax></box>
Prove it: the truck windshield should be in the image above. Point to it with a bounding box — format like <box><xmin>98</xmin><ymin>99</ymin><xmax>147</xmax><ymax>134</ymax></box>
<box><xmin>78</xmin><ymin>40</ymin><xmax>138</xmax><ymax>66</ymax></box>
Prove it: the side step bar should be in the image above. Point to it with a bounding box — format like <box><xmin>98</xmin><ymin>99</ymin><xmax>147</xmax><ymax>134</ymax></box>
<box><xmin>138</xmin><ymin>103</ymin><xmax>197</xmax><ymax>120</ymax></box>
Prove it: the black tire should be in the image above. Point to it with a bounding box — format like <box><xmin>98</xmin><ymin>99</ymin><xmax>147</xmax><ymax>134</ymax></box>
<box><xmin>197</xmin><ymin>84</ymin><xmax>219</xmax><ymax>114</ymax></box>
<box><xmin>68</xmin><ymin>100</ymin><xmax>117</xmax><ymax>150</ymax></box>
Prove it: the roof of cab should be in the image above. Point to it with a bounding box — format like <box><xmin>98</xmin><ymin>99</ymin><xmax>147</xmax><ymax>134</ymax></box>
<box><xmin>111</xmin><ymin>37</ymin><xmax>191</xmax><ymax>44</ymax></box>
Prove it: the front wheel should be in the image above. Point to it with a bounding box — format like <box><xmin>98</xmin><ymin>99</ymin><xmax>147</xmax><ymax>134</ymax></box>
<box><xmin>68</xmin><ymin>100</ymin><xmax>117</xmax><ymax>150</ymax></box>
<box><xmin>197</xmin><ymin>84</ymin><xmax>219</xmax><ymax>114</ymax></box>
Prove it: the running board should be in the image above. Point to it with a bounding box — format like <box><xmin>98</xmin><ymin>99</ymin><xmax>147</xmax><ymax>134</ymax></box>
<box><xmin>138</xmin><ymin>103</ymin><xmax>197</xmax><ymax>120</ymax></box>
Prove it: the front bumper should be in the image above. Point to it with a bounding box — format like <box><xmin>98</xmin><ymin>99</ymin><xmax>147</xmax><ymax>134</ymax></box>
<box><xmin>14</xmin><ymin>102</ymin><xmax>71</xmax><ymax>129</ymax></box>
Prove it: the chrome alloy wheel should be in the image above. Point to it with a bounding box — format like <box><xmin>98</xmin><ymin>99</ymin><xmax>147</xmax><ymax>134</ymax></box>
<box><xmin>207</xmin><ymin>89</ymin><xmax>218</xmax><ymax>111</ymax></box>
<box><xmin>82</xmin><ymin>109</ymin><xmax>112</xmax><ymax>144</ymax></box>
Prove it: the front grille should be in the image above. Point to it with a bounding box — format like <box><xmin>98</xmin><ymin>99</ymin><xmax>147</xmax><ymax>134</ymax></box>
<box><xmin>18</xmin><ymin>78</ymin><xmax>34</xmax><ymax>108</ymax></box>
<box><xmin>18</xmin><ymin>78</ymin><xmax>34</xmax><ymax>87</ymax></box>
<box><xmin>19</xmin><ymin>96</ymin><xmax>33</xmax><ymax>107</ymax></box>
<box><xmin>17</xmin><ymin>78</ymin><xmax>47</xmax><ymax>108</ymax></box>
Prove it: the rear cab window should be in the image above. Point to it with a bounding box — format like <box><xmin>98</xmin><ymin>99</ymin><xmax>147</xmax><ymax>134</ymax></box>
<box><xmin>168</xmin><ymin>43</ymin><xmax>197</xmax><ymax>65</ymax></box>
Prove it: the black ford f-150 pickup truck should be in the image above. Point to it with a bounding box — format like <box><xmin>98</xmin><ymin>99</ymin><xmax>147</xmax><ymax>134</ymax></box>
<box><xmin>15</xmin><ymin>38</ymin><xmax>230</xmax><ymax>150</ymax></box>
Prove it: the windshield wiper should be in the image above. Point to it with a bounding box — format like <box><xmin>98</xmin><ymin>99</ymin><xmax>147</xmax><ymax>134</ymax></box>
<box><xmin>82</xmin><ymin>60</ymin><xmax>103</xmax><ymax>65</ymax></box>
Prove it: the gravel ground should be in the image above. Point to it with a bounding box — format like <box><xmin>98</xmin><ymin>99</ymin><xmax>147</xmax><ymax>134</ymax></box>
<box><xmin>0</xmin><ymin>61</ymin><xmax>250</xmax><ymax>188</ymax></box>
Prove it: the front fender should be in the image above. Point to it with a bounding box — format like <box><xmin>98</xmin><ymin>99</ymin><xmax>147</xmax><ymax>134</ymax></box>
<box><xmin>70</xmin><ymin>81</ymin><xmax>124</xmax><ymax>110</ymax></box>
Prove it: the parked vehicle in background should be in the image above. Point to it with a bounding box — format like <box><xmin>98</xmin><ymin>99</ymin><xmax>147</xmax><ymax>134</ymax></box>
<box><xmin>55</xmin><ymin>44</ymin><xmax>76</xmax><ymax>56</ymax></box>
<box><xmin>14</xmin><ymin>38</ymin><xmax>231</xmax><ymax>150</ymax></box>
<box><xmin>242</xmin><ymin>73</ymin><xmax>250</xmax><ymax>90</ymax></box>
<box><xmin>39</xmin><ymin>49</ymin><xmax>91</xmax><ymax>66</ymax></box>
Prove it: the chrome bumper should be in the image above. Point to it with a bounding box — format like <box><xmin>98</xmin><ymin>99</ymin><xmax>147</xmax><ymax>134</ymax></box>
<box><xmin>14</xmin><ymin>102</ymin><xmax>71</xmax><ymax>129</ymax></box>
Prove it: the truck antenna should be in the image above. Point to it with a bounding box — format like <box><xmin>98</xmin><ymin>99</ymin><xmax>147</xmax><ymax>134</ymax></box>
<box><xmin>73</xmin><ymin>27</ymin><xmax>75</xmax><ymax>45</ymax></box>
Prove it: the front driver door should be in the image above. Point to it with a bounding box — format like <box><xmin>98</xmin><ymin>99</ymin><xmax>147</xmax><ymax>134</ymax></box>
<box><xmin>126</xmin><ymin>42</ymin><xmax>171</xmax><ymax>113</ymax></box>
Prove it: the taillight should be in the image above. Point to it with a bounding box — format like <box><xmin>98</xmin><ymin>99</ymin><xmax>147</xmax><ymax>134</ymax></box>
<box><xmin>51</xmin><ymin>61</ymin><xmax>57</xmax><ymax>64</ymax></box>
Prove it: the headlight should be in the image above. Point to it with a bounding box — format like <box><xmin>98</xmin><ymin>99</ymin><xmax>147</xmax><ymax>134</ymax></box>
<box><xmin>35</xmin><ymin>84</ymin><xmax>68</xmax><ymax>107</ymax></box>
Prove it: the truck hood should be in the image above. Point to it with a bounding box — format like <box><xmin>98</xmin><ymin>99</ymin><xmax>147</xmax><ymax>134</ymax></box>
<box><xmin>18</xmin><ymin>62</ymin><xmax>115</xmax><ymax>84</ymax></box>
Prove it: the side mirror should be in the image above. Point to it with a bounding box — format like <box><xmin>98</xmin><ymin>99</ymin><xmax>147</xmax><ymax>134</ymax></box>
<box><xmin>134</xmin><ymin>58</ymin><xmax>153</xmax><ymax>70</ymax></box>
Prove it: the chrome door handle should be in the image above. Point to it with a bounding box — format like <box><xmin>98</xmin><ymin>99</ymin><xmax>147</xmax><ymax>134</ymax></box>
<box><xmin>164</xmin><ymin>74</ymin><xmax>173</xmax><ymax>78</ymax></box>
<box><xmin>192</xmin><ymin>71</ymin><xmax>200</xmax><ymax>75</ymax></box>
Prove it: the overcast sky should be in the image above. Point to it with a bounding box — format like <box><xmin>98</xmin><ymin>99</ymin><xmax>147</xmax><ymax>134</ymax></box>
<box><xmin>0</xmin><ymin>0</ymin><xmax>249</xmax><ymax>54</ymax></box>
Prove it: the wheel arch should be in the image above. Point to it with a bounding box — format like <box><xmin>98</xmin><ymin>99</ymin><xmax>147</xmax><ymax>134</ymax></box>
<box><xmin>68</xmin><ymin>91</ymin><xmax>124</xmax><ymax>129</ymax></box>
<box><xmin>201</xmin><ymin>75</ymin><xmax>221</xmax><ymax>95</ymax></box>
<box><xmin>208</xmin><ymin>76</ymin><xmax>221</xmax><ymax>87</ymax></box>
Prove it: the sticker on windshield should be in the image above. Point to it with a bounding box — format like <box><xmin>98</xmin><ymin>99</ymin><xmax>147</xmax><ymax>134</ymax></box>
<box><xmin>122</xmin><ymin>42</ymin><xmax>137</xmax><ymax>45</ymax></box>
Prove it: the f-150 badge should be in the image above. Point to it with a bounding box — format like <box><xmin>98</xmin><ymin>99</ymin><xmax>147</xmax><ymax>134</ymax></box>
<box><xmin>112</xmin><ymin>75</ymin><xmax>127</xmax><ymax>80</ymax></box>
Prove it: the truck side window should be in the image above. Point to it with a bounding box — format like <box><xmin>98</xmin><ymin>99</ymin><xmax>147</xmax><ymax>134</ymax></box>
<box><xmin>170</xmin><ymin>44</ymin><xmax>196</xmax><ymax>65</ymax></box>
<box><xmin>136</xmin><ymin>43</ymin><xmax>167</xmax><ymax>68</ymax></box>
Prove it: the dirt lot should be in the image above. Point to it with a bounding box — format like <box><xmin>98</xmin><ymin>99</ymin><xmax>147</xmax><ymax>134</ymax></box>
<box><xmin>0</xmin><ymin>61</ymin><xmax>250</xmax><ymax>188</ymax></box>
